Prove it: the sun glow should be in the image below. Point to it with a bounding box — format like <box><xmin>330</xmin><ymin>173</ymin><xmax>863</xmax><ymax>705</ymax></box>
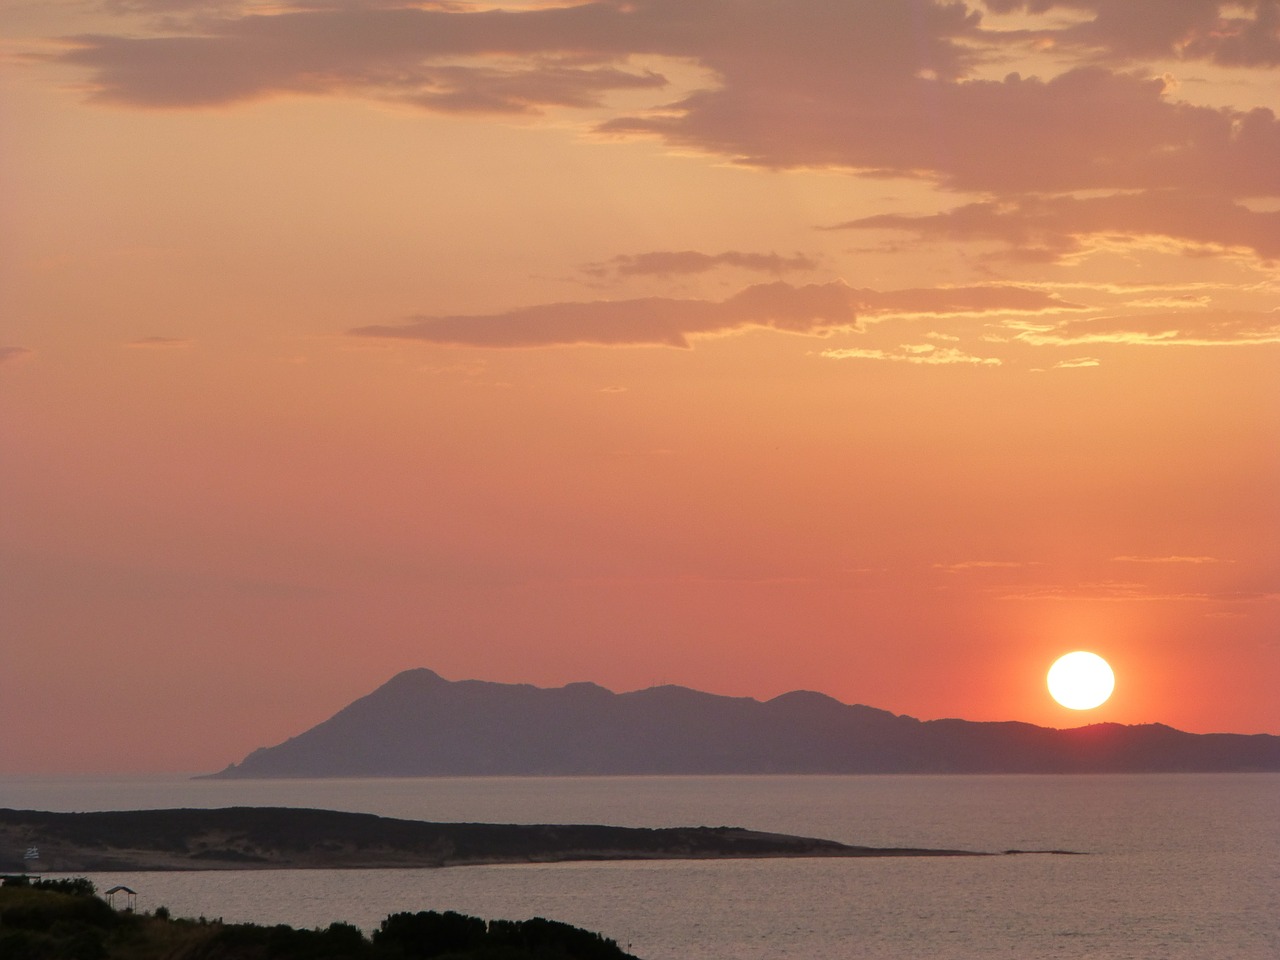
<box><xmin>1047</xmin><ymin>651</ymin><xmax>1115</xmax><ymax>710</ymax></box>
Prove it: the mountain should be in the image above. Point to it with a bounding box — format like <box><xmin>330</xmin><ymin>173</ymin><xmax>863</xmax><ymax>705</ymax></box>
<box><xmin>206</xmin><ymin>668</ymin><xmax>1280</xmax><ymax>778</ymax></box>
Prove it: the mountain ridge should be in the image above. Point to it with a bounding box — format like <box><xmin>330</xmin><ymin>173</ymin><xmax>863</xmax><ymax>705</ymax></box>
<box><xmin>206</xmin><ymin>668</ymin><xmax>1280</xmax><ymax>778</ymax></box>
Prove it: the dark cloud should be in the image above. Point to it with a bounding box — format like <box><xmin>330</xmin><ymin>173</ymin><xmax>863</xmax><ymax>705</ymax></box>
<box><xmin>607</xmin><ymin>66</ymin><xmax>1280</xmax><ymax>197</ymax></box>
<box><xmin>53</xmin><ymin>1</ymin><xmax>1280</xmax><ymax>200</ymax></box>
<box><xmin>349</xmin><ymin>281</ymin><xmax>1076</xmax><ymax>348</ymax></box>
<box><xmin>61</xmin><ymin>12</ymin><xmax>669</xmax><ymax>113</ymax></box>
<box><xmin>982</xmin><ymin>1</ymin><xmax>1280</xmax><ymax>68</ymax></box>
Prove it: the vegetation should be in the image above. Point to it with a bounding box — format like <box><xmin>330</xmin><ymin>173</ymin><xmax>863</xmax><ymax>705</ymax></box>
<box><xmin>0</xmin><ymin>876</ymin><xmax>638</xmax><ymax>960</ymax></box>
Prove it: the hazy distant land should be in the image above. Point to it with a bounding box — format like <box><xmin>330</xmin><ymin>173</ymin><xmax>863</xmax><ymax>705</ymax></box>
<box><xmin>207</xmin><ymin>668</ymin><xmax>1280</xmax><ymax>778</ymax></box>
<box><xmin>0</xmin><ymin>807</ymin><xmax>1045</xmax><ymax>873</ymax></box>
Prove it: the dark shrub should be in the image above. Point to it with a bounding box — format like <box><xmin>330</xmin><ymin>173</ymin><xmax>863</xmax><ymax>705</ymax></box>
<box><xmin>1</xmin><ymin>892</ymin><xmax>117</xmax><ymax>933</ymax></box>
<box><xmin>32</xmin><ymin>879</ymin><xmax>97</xmax><ymax>897</ymax></box>
<box><xmin>485</xmin><ymin>917</ymin><xmax>629</xmax><ymax>960</ymax></box>
<box><xmin>200</xmin><ymin>920</ymin><xmax>372</xmax><ymax>959</ymax></box>
<box><xmin>374</xmin><ymin>911</ymin><xmax>487</xmax><ymax>959</ymax></box>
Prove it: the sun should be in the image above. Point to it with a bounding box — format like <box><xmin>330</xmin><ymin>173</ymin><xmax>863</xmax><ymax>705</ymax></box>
<box><xmin>1047</xmin><ymin>651</ymin><xmax>1115</xmax><ymax>710</ymax></box>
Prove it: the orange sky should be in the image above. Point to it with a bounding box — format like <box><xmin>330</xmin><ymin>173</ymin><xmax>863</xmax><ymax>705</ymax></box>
<box><xmin>2</xmin><ymin>0</ymin><xmax>1278</xmax><ymax>773</ymax></box>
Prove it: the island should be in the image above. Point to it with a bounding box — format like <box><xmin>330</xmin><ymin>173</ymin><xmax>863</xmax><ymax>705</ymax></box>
<box><xmin>0</xmin><ymin>807</ymin><xmax>1068</xmax><ymax>872</ymax></box>
<box><xmin>206</xmin><ymin>668</ymin><xmax>1280</xmax><ymax>778</ymax></box>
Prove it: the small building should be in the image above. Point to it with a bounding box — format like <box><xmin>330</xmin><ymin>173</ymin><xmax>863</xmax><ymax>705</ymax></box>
<box><xmin>105</xmin><ymin>885</ymin><xmax>138</xmax><ymax>911</ymax></box>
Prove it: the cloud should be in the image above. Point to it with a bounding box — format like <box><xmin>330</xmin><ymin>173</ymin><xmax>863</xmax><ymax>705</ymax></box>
<box><xmin>935</xmin><ymin>560</ymin><xmax>1032</xmax><ymax>571</ymax></box>
<box><xmin>102</xmin><ymin>0</ymin><xmax>241</xmax><ymax>12</ymax></box>
<box><xmin>58</xmin><ymin>5</ymin><xmax>671</xmax><ymax>113</ymax></box>
<box><xmin>821</xmin><ymin>344</ymin><xmax>1002</xmax><ymax>365</ymax></box>
<box><xmin>831</xmin><ymin>192</ymin><xmax>1280</xmax><ymax>264</ymax></box>
<box><xmin>584</xmin><ymin>250</ymin><xmax>819</xmax><ymax>279</ymax></box>
<box><xmin>350</xmin><ymin>281</ymin><xmax>1075</xmax><ymax>349</ymax></box>
<box><xmin>982</xmin><ymin>1</ymin><xmax>1280</xmax><ymax>68</ymax></box>
<box><xmin>850</xmin><ymin>285</ymin><xmax>1083</xmax><ymax>315</ymax></box>
<box><xmin>351</xmin><ymin>281</ymin><xmax>860</xmax><ymax>348</ymax></box>
<box><xmin>997</xmin><ymin>581</ymin><xmax>1278</xmax><ymax>602</ymax></box>
<box><xmin>0</xmin><ymin>346</ymin><xmax>34</xmax><ymax>364</ymax></box>
<box><xmin>1112</xmin><ymin>555</ymin><xmax>1232</xmax><ymax>564</ymax></box>
<box><xmin>604</xmin><ymin>65</ymin><xmax>1280</xmax><ymax>197</ymax></box>
<box><xmin>51</xmin><ymin>2</ymin><xmax>1280</xmax><ymax>200</ymax></box>
<box><xmin>1052</xmin><ymin>356</ymin><xmax>1101</xmax><ymax>368</ymax></box>
<box><xmin>126</xmin><ymin>336</ymin><xmax>192</xmax><ymax>347</ymax></box>
<box><xmin>1015</xmin><ymin>310</ymin><xmax>1280</xmax><ymax>346</ymax></box>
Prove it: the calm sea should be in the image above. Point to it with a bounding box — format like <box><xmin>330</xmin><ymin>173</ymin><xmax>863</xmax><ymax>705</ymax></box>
<box><xmin>3</xmin><ymin>774</ymin><xmax>1276</xmax><ymax>959</ymax></box>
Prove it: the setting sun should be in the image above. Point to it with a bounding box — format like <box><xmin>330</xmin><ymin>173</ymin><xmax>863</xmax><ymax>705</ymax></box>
<box><xmin>1047</xmin><ymin>652</ymin><xmax>1115</xmax><ymax>710</ymax></box>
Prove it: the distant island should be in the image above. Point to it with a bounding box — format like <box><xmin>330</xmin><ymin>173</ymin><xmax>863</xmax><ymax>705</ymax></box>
<box><xmin>0</xmin><ymin>807</ymin><xmax>1031</xmax><ymax>873</ymax></box>
<box><xmin>206</xmin><ymin>668</ymin><xmax>1280</xmax><ymax>778</ymax></box>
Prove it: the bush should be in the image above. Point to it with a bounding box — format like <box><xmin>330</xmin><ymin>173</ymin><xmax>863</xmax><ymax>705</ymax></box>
<box><xmin>0</xmin><ymin>891</ymin><xmax>118</xmax><ymax>933</ymax></box>
<box><xmin>200</xmin><ymin>919</ymin><xmax>374</xmax><ymax>959</ymax></box>
<box><xmin>35</xmin><ymin>878</ymin><xmax>98</xmax><ymax>897</ymax></box>
<box><xmin>374</xmin><ymin>911</ymin><xmax>488</xmax><ymax>959</ymax></box>
<box><xmin>486</xmin><ymin>917</ymin><xmax>629</xmax><ymax>960</ymax></box>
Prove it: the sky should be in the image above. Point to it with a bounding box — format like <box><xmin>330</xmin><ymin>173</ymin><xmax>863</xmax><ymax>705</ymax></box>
<box><xmin>2</xmin><ymin>0</ymin><xmax>1278</xmax><ymax>774</ymax></box>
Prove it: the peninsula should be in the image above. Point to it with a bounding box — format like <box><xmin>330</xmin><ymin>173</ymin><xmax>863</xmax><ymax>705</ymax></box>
<box><xmin>0</xmin><ymin>807</ymin><xmax>1051</xmax><ymax>873</ymax></box>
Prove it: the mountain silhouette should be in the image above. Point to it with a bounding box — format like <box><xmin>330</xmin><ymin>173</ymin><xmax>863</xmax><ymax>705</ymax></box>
<box><xmin>206</xmin><ymin>668</ymin><xmax>1280</xmax><ymax>777</ymax></box>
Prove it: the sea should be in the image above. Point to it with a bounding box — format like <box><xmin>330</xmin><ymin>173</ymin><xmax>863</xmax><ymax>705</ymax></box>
<box><xmin>2</xmin><ymin>773</ymin><xmax>1277</xmax><ymax>959</ymax></box>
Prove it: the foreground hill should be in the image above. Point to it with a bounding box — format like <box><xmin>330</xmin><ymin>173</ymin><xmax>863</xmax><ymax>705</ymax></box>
<box><xmin>0</xmin><ymin>876</ymin><xmax>639</xmax><ymax>959</ymax></box>
<box><xmin>0</xmin><ymin>807</ymin><xmax>993</xmax><ymax>872</ymax></box>
<box><xmin>207</xmin><ymin>668</ymin><xmax>1280</xmax><ymax>778</ymax></box>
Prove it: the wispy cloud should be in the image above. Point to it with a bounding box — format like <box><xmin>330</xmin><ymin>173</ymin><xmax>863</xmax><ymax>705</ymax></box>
<box><xmin>830</xmin><ymin>193</ymin><xmax>1280</xmax><ymax>265</ymax></box>
<box><xmin>351</xmin><ymin>281</ymin><xmax>1074</xmax><ymax>349</ymax></box>
<box><xmin>1014</xmin><ymin>310</ymin><xmax>1280</xmax><ymax>347</ymax></box>
<box><xmin>351</xmin><ymin>281</ymin><xmax>860</xmax><ymax>349</ymax></box>
<box><xmin>126</xmin><ymin>336</ymin><xmax>192</xmax><ymax>348</ymax></box>
<box><xmin>851</xmin><ymin>285</ymin><xmax>1084</xmax><ymax>316</ymax></box>
<box><xmin>998</xmin><ymin>582</ymin><xmax>1277</xmax><ymax>603</ymax></box>
<box><xmin>1112</xmin><ymin>555</ymin><xmax>1233</xmax><ymax>564</ymax></box>
<box><xmin>935</xmin><ymin>560</ymin><xmax>1032</xmax><ymax>572</ymax></box>
<box><xmin>584</xmin><ymin>250</ymin><xmax>820</xmax><ymax>280</ymax></box>
<box><xmin>822</xmin><ymin>344</ymin><xmax>1002</xmax><ymax>365</ymax></box>
<box><xmin>0</xmin><ymin>346</ymin><xmax>34</xmax><ymax>364</ymax></box>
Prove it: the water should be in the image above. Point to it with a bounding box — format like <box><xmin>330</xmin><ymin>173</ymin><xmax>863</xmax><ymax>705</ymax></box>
<box><xmin>3</xmin><ymin>774</ymin><xmax>1277</xmax><ymax>959</ymax></box>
